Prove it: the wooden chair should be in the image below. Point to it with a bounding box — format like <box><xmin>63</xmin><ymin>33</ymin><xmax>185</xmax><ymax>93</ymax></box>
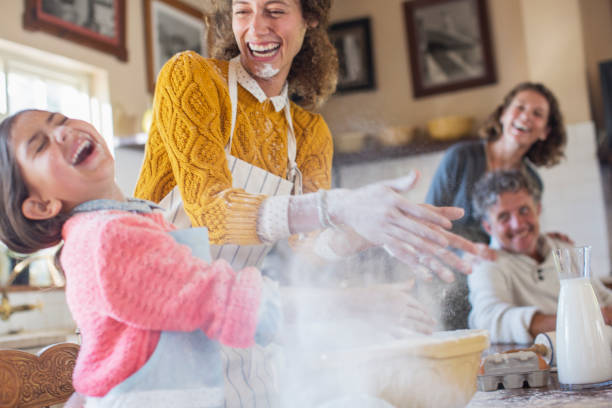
<box><xmin>0</xmin><ymin>342</ymin><xmax>79</xmax><ymax>408</ymax></box>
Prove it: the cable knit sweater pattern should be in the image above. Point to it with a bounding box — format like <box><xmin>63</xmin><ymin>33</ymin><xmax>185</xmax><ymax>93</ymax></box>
<box><xmin>60</xmin><ymin>210</ymin><xmax>262</xmax><ymax>396</ymax></box>
<box><xmin>134</xmin><ymin>52</ymin><xmax>333</xmax><ymax>245</ymax></box>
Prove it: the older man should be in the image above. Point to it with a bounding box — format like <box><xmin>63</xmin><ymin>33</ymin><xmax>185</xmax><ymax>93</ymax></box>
<box><xmin>468</xmin><ymin>170</ymin><xmax>612</xmax><ymax>344</ymax></box>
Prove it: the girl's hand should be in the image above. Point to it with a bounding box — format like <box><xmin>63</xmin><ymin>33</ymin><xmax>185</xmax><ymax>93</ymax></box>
<box><xmin>328</xmin><ymin>172</ymin><xmax>495</xmax><ymax>282</ymax></box>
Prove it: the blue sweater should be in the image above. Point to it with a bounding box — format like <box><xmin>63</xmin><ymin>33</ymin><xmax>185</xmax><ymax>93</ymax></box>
<box><xmin>425</xmin><ymin>140</ymin><xmax>542</xmax><ymax>244</ymax></box>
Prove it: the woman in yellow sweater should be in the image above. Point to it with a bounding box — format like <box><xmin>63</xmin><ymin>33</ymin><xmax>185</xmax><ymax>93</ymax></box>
<box><xmin>135</xmin><ymin>0</ymin><xmax>487</xmax><ymax>277</ymax></box>
<box><xmin>135</xmin><ymin>0</ymin><xmax>491</xmax><ymax>405</ymax></box>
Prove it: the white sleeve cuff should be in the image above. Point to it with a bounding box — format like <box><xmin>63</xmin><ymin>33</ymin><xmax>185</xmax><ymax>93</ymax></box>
<box><xmin>257</xmin><ymin>196</ymin><xmax>291</xmax><ymax>244</ymax></box>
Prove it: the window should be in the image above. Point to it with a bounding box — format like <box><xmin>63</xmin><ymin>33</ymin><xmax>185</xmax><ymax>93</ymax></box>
<box><xmin>0</xmin><ymin>38</ymin><xmax>113</xmax><ymax>147</ymax></box>
<box><xmin>4</xmin><ymin>59</ymin><xmax>91</xmax><ymax>121</ymax></box>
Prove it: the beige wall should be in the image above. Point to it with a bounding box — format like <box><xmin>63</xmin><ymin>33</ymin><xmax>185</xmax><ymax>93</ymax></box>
<box><xmin>321</xmin><ymin>0</ymin><xmax>591</xmax><ymax>136</ymax></box>
<box><xmin>520</xmin><ymin>0</ymin><xmax>590</xmax><ymax>124</ymax></box>
<box><xmin>579</xmin><ymin>0</ymin><xmax>612</xmax><ymax>132</ymax></box>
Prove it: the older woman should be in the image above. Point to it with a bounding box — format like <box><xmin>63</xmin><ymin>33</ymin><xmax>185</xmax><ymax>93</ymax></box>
<box><xmin>135</xmin><ymin>0</ymin><xmax>490</xmax><ymax>405</ymax></box>
<box><xmin>426</xmin><ymin>82</ymin><xmax>566</xmax><ymax>244</ymax></box>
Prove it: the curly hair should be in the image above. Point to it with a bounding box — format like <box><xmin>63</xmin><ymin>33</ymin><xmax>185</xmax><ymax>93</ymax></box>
<box><xmin>478</xmin><ymin>82</ymin><xmax>566</xmax><ymax>167</ymax></box>
<box><xmin>472</xmin><ymin>169</ymin><xmax>542</xmax><ymax>222</ymax></box>
<box><xmin>0</xmin><ymin>110</ymin><xmax>67</xmax><ymax>254</ymax></box>
<box><xmin>207</xmin><ymin>0</ymin><xmax>338</xmax><ymax>110</ymax></box>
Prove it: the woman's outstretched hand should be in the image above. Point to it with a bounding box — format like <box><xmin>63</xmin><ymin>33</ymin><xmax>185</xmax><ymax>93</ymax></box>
<box><xmin>328</xmin><ymin>171</ymin><xmax>495</xmax><ymax>282</ymax></box>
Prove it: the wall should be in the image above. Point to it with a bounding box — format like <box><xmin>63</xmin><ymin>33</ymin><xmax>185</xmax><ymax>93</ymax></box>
<box><xmin>321</xmin><ymin>0</ymin><xmax>591</xmax><ymax>137</ymax></box>
<box><xmin>520</xmin><ymin>0</ymin><xmax>590</xmax><ymax>123</ymax></box>
<box><xmin>537</xmin><ymin>122</ymin><xmax>609</xmax><ymax>276</ymax></box>
<box><xmin>115</xmin><ymin>146</ymin><xmax>146</xmax><ymax>195</ymax></box>
<box><xmin>579</xmin><ymin>0</ymin><xmax>612</xmax><ymax>134</ymax></box>
<box><xmin>0</xmin><ymin>0</ymin><xmax>206</xmax><ymax>137</ymax></box>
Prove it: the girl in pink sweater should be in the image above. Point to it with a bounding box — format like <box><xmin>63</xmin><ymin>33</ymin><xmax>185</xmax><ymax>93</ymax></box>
<box><xmin>0</xmin><ymin>110</ymin><xmax>279</xmax><ymax>407</ymax></box>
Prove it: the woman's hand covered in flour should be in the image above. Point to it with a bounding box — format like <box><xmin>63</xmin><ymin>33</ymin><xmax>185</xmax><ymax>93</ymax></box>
<box><xmin>341</xmin><ymin>281</ymin><xmax>436</xmax><ymax>335</ymax></box>
<box><xmin>327</xmin><ymin>171</ymin><xmax>495</xmax><ymax>282</ymax></box>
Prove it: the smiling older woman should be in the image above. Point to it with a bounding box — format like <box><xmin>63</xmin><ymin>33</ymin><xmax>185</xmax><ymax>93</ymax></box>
<box><xmin>135</xmin><ymin>0</ymin><xmax>492</xmax><ymax>405</ymax></box>
<box><xmin>426</xmin><ymin>82</ymin><xmax>567</xmax><ymax>245</ymax></box>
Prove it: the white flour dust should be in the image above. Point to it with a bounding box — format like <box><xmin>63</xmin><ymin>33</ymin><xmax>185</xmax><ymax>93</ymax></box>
<box><xmin>255</xmin><ymin>63</ymin><xmax>279</xmax><ymax>79</ymax></box>
<box><xmin>262</xmin><ymin>242</ymin><xmax>471</xmax><ymax>408</ymax></box>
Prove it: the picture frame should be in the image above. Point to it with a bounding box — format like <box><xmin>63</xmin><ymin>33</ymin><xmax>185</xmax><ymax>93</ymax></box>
<box><xmin>143</xmin><ymin>0</ymin><xmax>206</xmax><ymax>93</ymax></box>
<box><xmin>328</xmin><ymin>17</ymin><xmax>376</xmax><ymax>93</ymax></box>
<box><xmin>403</xmin><ymin>0</ymin><xmax>496</xmax><ymax>98</ymax></box>
<box><xmin>23</xmin><ymin>0</ymin><xmax>127</xmax><ymax>61</ymax></box>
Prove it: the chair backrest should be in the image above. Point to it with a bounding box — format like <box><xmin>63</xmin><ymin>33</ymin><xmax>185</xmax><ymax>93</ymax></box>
<box><xmin>0</xmin><ymin>342</ymin><xmax>79</xmax><ymax>408</ymax></box>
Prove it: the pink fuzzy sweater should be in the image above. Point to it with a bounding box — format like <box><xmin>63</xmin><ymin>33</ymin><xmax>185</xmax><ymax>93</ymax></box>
<box><xmin>60</xmin><ymin>210</ymin><xmax>262</xmax><ymax>396</ymax></box>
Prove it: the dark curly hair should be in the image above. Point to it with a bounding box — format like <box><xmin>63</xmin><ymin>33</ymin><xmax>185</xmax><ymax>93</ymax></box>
<box><xmin>0</xmin><ymin>110</ymin><xmax>67</xmax><ymax>254</ymax></box>
<box><xmin>207</xmin><ymin>0</ymin><xmax>338</xmax><ymax>110</ymax></box>
<box><xmin>478</xmin><ymin>82</ymin><xmax>566</xmax><ymax>167</ymax></box>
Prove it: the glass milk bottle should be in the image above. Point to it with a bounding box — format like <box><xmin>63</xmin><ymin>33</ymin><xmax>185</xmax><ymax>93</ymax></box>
<box><xmin>554</xmin><ymin>245</ymin><xmax>612</xmax><ymax>389</ymax></box>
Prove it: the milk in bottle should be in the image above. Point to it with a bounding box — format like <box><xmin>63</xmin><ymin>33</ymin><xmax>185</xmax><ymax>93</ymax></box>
<box><xmin>554</xmin><ymin>246</ymin><xmax>612</xmax><ymax>388</ymax></box>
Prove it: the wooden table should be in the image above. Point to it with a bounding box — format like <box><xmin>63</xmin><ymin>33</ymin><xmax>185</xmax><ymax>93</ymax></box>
<box><xmin>468</xmin><ymin>344</ymin><xmax>612</xmax><ymax>407</ymax></box>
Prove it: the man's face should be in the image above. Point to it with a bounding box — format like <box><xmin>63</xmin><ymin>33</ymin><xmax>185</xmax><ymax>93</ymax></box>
<box><xmin>482</xmin><ymin>189</ymin><xmax>541</xmax><ymax>257</ymax></box>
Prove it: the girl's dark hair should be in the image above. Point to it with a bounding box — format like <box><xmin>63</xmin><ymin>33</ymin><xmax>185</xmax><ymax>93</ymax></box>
<box><xmin>208</xmin><ymin>0</ymin><xmax>338</xmax><ymax>110</ymax></box>
<box><xmin>478</xmin><ymin>82</ymin><xmax>566</xmax><ymax>167</ymax></box>
<box><xmin>0</xmin><ymin>110</ymin><xmax>67</xmax><ymax>254</ymax></box>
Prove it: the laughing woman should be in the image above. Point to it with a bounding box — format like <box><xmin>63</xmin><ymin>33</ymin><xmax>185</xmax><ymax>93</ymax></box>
<box><xmin>426</xmin><ymin>82</ymin><xmax>567</xmax><ymax>244</ymax></box>
<box><xmin>135</xmin><ymin>0</ymin><xmax>490</xmax><ymax>405</ymax></box>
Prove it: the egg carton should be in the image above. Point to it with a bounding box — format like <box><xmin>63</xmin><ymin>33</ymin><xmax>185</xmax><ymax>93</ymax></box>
<box><xmin>477</xmin><ymin>350</ymin><xmax>550</xmax><ymax>391</ymax></box>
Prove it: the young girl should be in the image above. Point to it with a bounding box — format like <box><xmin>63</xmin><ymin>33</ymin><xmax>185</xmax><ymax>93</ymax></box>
<box><xmin>0</xmin><ymin>109</ymin><xmax>279</xmax><ymax>407</ymax></box>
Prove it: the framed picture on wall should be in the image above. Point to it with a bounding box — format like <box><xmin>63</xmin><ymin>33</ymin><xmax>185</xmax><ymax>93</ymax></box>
<box><xmin>23</xmin><ymin>0</ymin><xmax>127</xmax><ymax>61</ymax></box>
<box><xmin>328</xmin><ymin>17</ymin><xmax>376</xmax><ymax>93</ymax></box>
<box><xmin>143</xmin><ymin>0</ymin><xmax>206</xmax><ymax>93</ymax></box>
<box><xmin>403</xmin><ymin>0</ymin><xmax>496</xmax><ymax>98</ymax></box>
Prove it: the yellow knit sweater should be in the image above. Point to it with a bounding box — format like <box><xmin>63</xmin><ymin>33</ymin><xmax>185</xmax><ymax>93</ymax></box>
<box><xmin>135</xmin><ymin>52</ymin><xmax>333</xmax><ymax>245</ymax></box>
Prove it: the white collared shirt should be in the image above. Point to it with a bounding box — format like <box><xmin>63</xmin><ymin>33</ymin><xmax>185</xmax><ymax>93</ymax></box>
<box><xmin>468</xmin><ymin>235</ymin><xmax>612</xmax><ymax>343</ymax></box>
<box><xmin>233</xmin><ymin>59</ymin><xmax>289</xmax><ymax>112</ymax></box>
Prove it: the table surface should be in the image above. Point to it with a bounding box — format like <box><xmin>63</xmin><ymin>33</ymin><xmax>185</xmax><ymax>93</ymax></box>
<box><xmin>468</xmin><ymin>344</ymin><xmax>612</xmax><ymax>407</ymax></box>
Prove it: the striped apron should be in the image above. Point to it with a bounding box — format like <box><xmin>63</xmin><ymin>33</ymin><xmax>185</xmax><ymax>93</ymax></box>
<box><xmin>159</xmin><ymin>57</ymin><xmax>301</xmax><ymax>408</ymax></box>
